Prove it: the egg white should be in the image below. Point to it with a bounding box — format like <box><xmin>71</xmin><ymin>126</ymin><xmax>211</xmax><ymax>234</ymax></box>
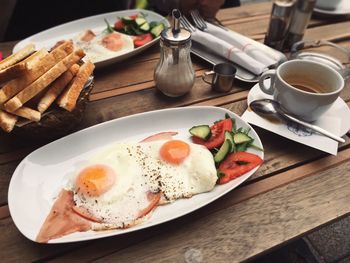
<box><xmin>72</xmin><ymin>30</ymin><xmax>134</xmax><ymax>63</ymax></box>
<box><xmin>68</xmin><ymin>139</ymin><xmax>217</xmax><ymax>228</ymax></box>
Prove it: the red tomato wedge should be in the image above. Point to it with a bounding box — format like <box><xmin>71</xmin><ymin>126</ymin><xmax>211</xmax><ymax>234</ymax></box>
<box><xmin>114</xmin><ymin>20</ymin><xmax>125</xmax><ymax>31</ymax></box>
<box><xmin>133</xmin><ymin>33</ymin><xmax>153</xmax><ymax>47</ymax></box>
<box><xmin>218</xmin><ymin>152</ymin><xmax>263</xmax><ymax>184</ymax></box>
<box><xmin>192</xmin><ymin>118</ymin><xmax>233</xmax><ymax>149</ymax></box>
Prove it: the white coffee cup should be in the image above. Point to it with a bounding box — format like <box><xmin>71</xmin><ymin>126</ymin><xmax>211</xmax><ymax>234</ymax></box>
<box><xmin>259</xmin><ymin>59</ymin><xmax>344</xmax><ymax>122</ymax></box>
<box><xmin>316</xmin><ymin>0</ymin><xmax>342</xmax><ymax>10</ymax></box>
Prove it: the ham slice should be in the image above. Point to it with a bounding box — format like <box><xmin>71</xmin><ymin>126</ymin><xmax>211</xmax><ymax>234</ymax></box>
<box><xmin>36</xmin><ymin>189</ymin><xmax>91</xmax><ymax>243</ymax></box>
<box><xmin>140</xmin><ymin>132</ymin><xmax>178</xmax><ymax>143</ymax></box>
<box><xmin>37</xmin><ymin>132</ymin><xmax>175</xmax><ymax>242</ymax></box>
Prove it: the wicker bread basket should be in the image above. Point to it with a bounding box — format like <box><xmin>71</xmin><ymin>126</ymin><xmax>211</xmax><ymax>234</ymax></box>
<box><xmin>12</xmin><ymin>77</ymin><xmax>94</xmax><ymax>142</ymax></box>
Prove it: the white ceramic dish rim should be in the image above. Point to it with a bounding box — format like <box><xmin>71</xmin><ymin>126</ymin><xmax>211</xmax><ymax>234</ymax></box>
<box><xmin>8</xmin><ymin>106</ymin><xmax>264</xmax><ymax>244</ymax></box>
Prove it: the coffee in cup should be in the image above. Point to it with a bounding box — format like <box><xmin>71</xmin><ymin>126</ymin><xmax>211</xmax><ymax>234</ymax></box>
<box><xmin>258</xmin><ymin>59</ymin><xmax>344</xmax><ymax>122</ymax></box>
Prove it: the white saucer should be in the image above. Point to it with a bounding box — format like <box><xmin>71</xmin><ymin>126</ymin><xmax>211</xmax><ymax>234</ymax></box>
<box><xmin>314</xmin><ymin>0</ymin><xmax>350</xmax><ymax>16</ymax></box>
<box><xmin>247</xmin><ymin>81</ymin><xmax>350</xmax><ymax>137</ymax></box>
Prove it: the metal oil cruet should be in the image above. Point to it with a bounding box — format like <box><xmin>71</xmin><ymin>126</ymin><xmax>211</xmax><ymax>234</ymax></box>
<box><xmin>154</xmin><ymin>9</ymin><xmax>195</xmax><ymax>97</ymax></box>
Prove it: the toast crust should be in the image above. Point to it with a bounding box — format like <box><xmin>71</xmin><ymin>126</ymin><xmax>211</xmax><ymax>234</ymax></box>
<box><xmin>0</xmin><ymin>62</ymin><xmax>28</xmax><ymax>84</ymax></box>
<box><xmin>4</xmin><ymin>49</ymin><xmax>85</xmax><ymax>112</ymax></box>
<box><xmin>38</xmin><ymin>64</ymin><xmax>80</xmax><ymax>113</ymax></box>
<box><xmin>0</xmin><ymin>43</ymin><xmax>73</xmax><ymax>104</ymax></box>
<box><xmin>0</xmin><ymin>110</ymin><xmax>18</xmax><ymax>132</ymax></box>
<box><xmin>57</xmin><ymin>61</ymin><xmax>94</xmax><ymax>112</ymax></box>
<box><xmin>0</xmin><ymin>44</ymin><xmax>35</xmax><ymax>71</ymax></box>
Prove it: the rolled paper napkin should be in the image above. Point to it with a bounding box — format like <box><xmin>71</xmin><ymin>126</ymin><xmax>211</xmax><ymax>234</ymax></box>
<box><xmin>205</xmin><ymin>22</ymin><xmax>285</xmax><ymax>66</ymax></box>
<box><xmin>191</xmin><ymin>30</ymin><xmax>267</xmax><ymax>75</ymax></box>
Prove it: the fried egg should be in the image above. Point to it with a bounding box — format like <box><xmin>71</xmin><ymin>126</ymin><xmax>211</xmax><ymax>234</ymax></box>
<box><xmin>72</xmin><ymin>30</ymin><xmax>134</xmax><ymax>63</ymax></box>
<box><xmin>66</xmin><ymin>139</ymin><xmax>217</xmax><ymax>229</ymax></box>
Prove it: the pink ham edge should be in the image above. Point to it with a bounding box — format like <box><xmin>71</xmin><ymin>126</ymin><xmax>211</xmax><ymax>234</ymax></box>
<box><xmin>140</xmin><ymin>131</ymin><xmax>178</xmax><ymax>143</ymax></box>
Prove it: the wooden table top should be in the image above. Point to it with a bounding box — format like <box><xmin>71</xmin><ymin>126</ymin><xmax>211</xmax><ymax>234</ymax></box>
<box><xmin>1</xmin><ymin>2</ymin><xmax>350</xmax><ymax>262</ymax></box>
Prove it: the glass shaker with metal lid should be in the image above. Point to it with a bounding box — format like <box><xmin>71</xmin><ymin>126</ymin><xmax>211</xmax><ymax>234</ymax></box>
<box><xmin>154</xmin><ymin>9</ymin><xmax>195</xmax><ymax>97</ymax></box>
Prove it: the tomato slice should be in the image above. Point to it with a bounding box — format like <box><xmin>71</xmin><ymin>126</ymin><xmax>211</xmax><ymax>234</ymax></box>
<box><xmin>114</xmin><ymin>20</ymin><xmax>125</xmax><ymax>31</ymax></box>
<box><xmin>192</xmin><ymin>118</ymin><xmax>233</xmax><ymax>150</ymax></box>
<box><xmin>0</xmin><ymin>52</ymin><xmax>3</xmax><ymax>61</ymax></box>
<box><xmin>133</xmin><ymin>33</ymin><xmax>153</xmax><ymax>47</ymax></box>
<box><xmin>129</xmin><ymin>14</ymin><xmax>139</xmax><ymax>20</ymax></box>
<box><xmin>218</xmin><ymin>152</ymin><xmax>263</xmax><ymax>184</ymax></box>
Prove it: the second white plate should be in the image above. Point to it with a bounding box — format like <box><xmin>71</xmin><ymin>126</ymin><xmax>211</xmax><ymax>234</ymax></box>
<box><xmin>8</xmin><ymin>106</ymin><xmax>264</xmax><ymax>243</ymax></box>
<box><xmin>13</xmin><ymin>9</ymin><xmax>170</xmax><ymax>68</ymax></box>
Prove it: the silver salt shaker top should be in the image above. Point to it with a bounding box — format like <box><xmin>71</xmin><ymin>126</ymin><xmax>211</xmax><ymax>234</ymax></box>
<box><xmin>160</xmin><ymin>9</ymin><xmax>191</xmax><ymax>46</ymax></box>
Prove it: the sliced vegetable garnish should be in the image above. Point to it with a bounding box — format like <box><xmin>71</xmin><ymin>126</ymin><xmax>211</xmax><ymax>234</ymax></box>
<box><xmin>190</xmin><ymin>114</ymin><xmax>263</xmax><ymax>184</ymax></box>
<box><xmin>109</xmin><ymin>13</ymin><xmax>166</xmax><ymax>47</ymax></box>
<box><xmin>218</xmin><ymin>152</ymin><xmax>263</xmax><ymax>184</ymax></box>
<box><xmin>192</xmin><ymin>118</ymin><xmax>233</xmax><ymax>150</ymax></box>
<box><xmin>189</xmin><ymin>125</ymin><xmax>211</xmax><ymax>140</ymax></box>
<box><xmin>133</xmin><ymin>33</ymin><xmax>153</xmax><ymax>47</ymax></box>
<box><xmin>233</xmin><ymin>132</ymin><xmax>253</xmax><ymax>144</ymax></box>
<box><xmin>214</xmin><ymin>139</ymin><xmax>232</xmax><ymax>163</ymax></box>
<box><xmin>114</xmin><ymin>20</ymin><xmax>125</xmax><ymax>31</ymax></box>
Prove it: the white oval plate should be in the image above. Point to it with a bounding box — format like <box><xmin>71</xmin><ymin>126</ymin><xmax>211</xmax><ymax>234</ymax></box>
<box><xmin>13</xmin><ymin>9</ymin><xmax>170</xmax><ymax>68</ymax></box>
<box><xmin>8</xmin><ymin>106</ymin><xmax>264</xmax><ymax>243</ymax></box>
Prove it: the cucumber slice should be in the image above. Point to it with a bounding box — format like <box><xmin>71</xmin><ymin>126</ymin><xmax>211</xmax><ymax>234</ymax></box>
<box><xmin>140</xmin><ymin>22</ymin><xmax>150</xmax><ymax>32</ymax></box>
<box><xmin>149</xmin><ymin>21</ymin><xmax>160</xmax><ymax>28</ymax></box>
<box><xmin>225</xmin><ymin>131</ymin><xmax>236</xmax><ymax>153</ymax></box>
<box><xmin>189</xmin><ymin>125</ymin><xmax>211</xmax><ymax>140</ymax></box>
<box><xmin>214</xmin><ymin>139</ymin><xmax>232</xmax><ymax>163</ymax></box>
<box><xmin>151</xmin><ymin>23</ymin><xmax>165</xmax><ymax>37</ymax></box>
<box><xmin>135</xmin><ymin>17</ymin><xmax>147</xmax><ymax>26</ymax></box>
<box><xmin>233</xmin><ymin>132</ymin><xmax>253</xmax><ymax>144</ymax></box>
<box><xmin>121</xmin><ymin>16</ymin><xmax>135</xmax><ymax>24</ymax></box>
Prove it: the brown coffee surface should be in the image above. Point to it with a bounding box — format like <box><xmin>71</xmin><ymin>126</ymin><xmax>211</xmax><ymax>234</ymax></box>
<box><xmin>283</xmin><ymin>75</ymin><xmax>324</xmax><ymax>93</ymax></box>
<box><xmin>290</xmin><ymin>84</ymin><xmax>319</xmax><ymax>93</ymax></box>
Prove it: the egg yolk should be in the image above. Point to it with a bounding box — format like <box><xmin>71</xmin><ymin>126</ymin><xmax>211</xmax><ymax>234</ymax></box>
<box><xmin>102</xmin><ymin>33</ymin><xmax>123</xmax><ymax>51</ymax></box>
<box><xmin>76</xmin><ymin>164</ymin><xmax>116</xmax><ymax>197</ymax></box>
<box><xmin>160</xmin><ymin>140</ymin><xmax>190</xmax><ymax>165</ymax></box>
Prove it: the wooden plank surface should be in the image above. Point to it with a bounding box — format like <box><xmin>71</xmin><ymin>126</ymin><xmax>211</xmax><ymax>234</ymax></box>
<box><xmin>0</xmin><ymin>2</ymin><xmax>350</xmax><ymax>262</ymax></box>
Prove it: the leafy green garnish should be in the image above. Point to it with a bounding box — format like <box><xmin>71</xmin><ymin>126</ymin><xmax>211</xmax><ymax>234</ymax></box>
<box><xmin>104</xmin><ymin>18</ymin><xmax>115</xmax><ymax>33</ymax></box>
<box><xmin>217</xmin><ymin>170</ymin><xmax>225</xmax><ymax>179</ymax></box>
<box><xmin>249</xmin><ymin>144</ymin><xmax>264</xmax><ymax>152</ymax></box>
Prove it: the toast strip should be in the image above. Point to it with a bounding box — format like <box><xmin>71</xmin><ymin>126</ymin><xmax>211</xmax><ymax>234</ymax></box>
<box><xmin>38</xmin><ymin>64</ymin><xmax>80</xmax><ymax>113</ymax></box>
<box><xmin>0</xmin><ymin>44</ymin><xmax>35</xmax><ymax>71</ymax></box>
<box><xmin>4</xmin><ymin>49</ymin><xmax>85</xmax><ymax>112</ymax></box>
<box><xmin>57</xmin><ymin>61</ymin><xmax>94</xmax><ymax>112</ymax></box>
<box><xmin>22</xmin><ymin>48</ymin><xmax>48</xmax><ymax>70</ymax></box>
<box><xmin>13</xmin><ymin>107</ymin><xmax>41</xmax><ymax>122</ymax></box>
<box><xmin>0</xmin><ymin>110</ymin><xmax>18</xmax><ymax>132</ymax></box>
<box><xmin>0</xmin><ymin>62</ymin><xmax>28</xmax><ymax>83</ymax></box>
<box><xmin>0</xmin><ymin>42</ymin><xmax>73</xmax><ymax>104</ymax></box>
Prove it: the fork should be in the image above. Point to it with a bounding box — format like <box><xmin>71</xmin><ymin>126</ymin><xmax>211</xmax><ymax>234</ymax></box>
<box><xmin>191</xmin><ymin>9</ymin><xmax>229</xmax><ymax>32</ymax></box>
<box><xmin>190</xmin><ymin>10</ymin><xmax>207</xmax><ymax>31</ymax></box>
<box><xmin>179</xmin><ymin>16</ymin><xmax>196</xmax><ymax>33</ymax></box>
